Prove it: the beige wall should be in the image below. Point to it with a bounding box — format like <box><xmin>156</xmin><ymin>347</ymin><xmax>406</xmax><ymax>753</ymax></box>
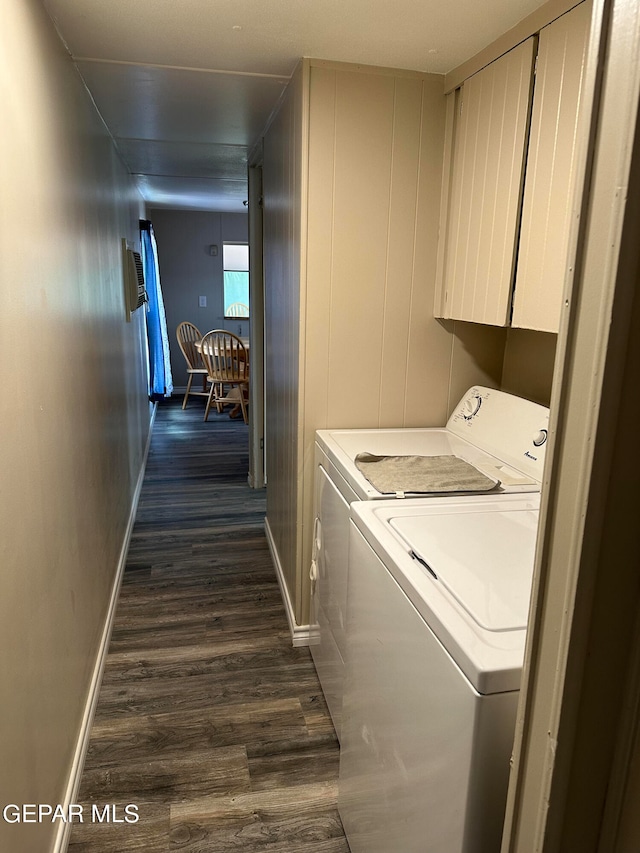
<box><xmin>501</xmin><ymin>328</ymin><xmax>557</xmax><ymax>406</ymax></box>
<box><xmin>304</xmin><ymin>63</ymin><xmax>452</xmax><ymax>432</ymax></box>
<box><xmin>149</xmin><ymin>209</ymin><xmax>249</xmax><ymax>388</ymax></box>
<box><xmin>300</xmin><ymin>63</ymin><xmax>453</xmax><ymax>626</ymax></box>
<box><xmin>447</xmin><ymin>321</ymin><xmax>509</xmax><ymax>412</ymax></box>
<box><xmin>0</xmin><ymin>2</ymin><xmax>150</xmax><ymax>849</ymax></box>
<box><xmin>445</xmin><ymin>324</ymin><xmax>557</xmax><ymax>413</ymax></box>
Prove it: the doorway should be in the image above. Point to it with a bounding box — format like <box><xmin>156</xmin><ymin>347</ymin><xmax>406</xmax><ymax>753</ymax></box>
<box><xmin>248</xmin><ymin>160</ymin><xmax>265</xmax><ymax>488</ymax></box>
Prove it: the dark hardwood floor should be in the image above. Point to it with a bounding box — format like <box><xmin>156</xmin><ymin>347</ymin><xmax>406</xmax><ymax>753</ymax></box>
<box><xmin>68</xmin><ymin>397</ymin><xmax>348</xmax><ymax>852</ymax></box>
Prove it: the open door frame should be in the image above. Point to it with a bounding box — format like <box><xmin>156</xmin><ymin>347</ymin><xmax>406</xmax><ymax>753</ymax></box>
<box><xmin>247</xmin><ymin>155</ymin><xmax>265</xmax><ymax>489</ymax></box>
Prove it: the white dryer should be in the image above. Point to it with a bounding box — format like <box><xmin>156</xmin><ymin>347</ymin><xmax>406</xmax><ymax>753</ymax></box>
<box><xmin>339</xmin><ymin>493</ymin><xmax>540</xmax><ymax>853</ymax></box>
<box><xmin>310</xmin><ymin>387</ymin><xmax>549</xmax><ymax>739</ymax></box>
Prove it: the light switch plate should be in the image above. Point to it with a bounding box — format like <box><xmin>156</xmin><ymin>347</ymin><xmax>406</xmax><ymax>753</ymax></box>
<box><xmin>199</xmin><ymin>296</ymin><xmax>207</xmax><ymax>307</ymax></box>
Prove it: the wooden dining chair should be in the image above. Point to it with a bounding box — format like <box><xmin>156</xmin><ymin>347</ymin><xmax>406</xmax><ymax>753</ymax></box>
<box><xmin>199</xmin><ymin>330</ymin><xmax>249</xmax><ymax>423</ymax></box>
<box><xmin>176</xmin><ymin>321</ymin><xmax>209</xmax><ymax>409</ymax></box>
<box><xmin>225</xmin><ymin>302</ymin><xmax>249</xmax><ymax>317</ymax></box>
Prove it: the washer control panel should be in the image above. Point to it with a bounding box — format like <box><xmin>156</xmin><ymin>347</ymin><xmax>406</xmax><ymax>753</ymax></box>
<box><xmin>448</xmin><ymin>387</ymin><xmax>550</xmax><ymax>482</ymax></box>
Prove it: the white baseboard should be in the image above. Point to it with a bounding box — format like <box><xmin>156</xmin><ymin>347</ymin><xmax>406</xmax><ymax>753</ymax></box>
<box><xmin>264</xmin><ymin>517</ymin><xmax>311</xmax><ymax>647</ymax></box>
<box><xmin>53</xmin><ymin>403</ymin><xmax>157</xmax><ymax>853</ymax></box>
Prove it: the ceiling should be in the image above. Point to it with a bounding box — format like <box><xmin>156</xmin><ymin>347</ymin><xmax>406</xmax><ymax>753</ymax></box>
<box><xmin>43</xmin><ymin>0</ymin><xmax>548</xmax><ymax>213</ymax></box>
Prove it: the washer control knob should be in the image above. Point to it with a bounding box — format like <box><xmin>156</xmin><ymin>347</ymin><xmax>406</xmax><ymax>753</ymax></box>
<box><xmin>463</xmin><ymin>395</ymin><xmax>482</xmax><ymax>419</ymax></box>
<box><xmin>533</xmin><ymin>429</ymin><xmax>548</xmax><ymax>447</ymax></box>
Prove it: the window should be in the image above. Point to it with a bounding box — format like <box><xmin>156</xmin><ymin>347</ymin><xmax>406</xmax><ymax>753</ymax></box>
<box><xmin>223</xmin><ymin>243</ymin><xmax>249</xmax><ymax>317</ymax></box>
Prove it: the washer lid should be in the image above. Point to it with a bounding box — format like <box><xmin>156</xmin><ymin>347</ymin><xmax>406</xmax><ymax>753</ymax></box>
<box><xmin>316</xmin><ymin>427</ymin><xmax>539</xmax><ymax>499</ymax></box>
<box><xmin>389</xmin><ymin>507</ymin><xmax>538</xmax><ymax>632</ymax></box>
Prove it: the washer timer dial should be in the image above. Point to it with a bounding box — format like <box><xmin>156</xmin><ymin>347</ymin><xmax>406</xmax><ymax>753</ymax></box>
<box><xmin>462</xmin><ymin>394</ymin><xmax>483</xmax><ymax>420</ymax></box>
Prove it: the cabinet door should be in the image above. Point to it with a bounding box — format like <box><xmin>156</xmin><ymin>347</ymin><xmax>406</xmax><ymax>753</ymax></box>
<box><xmin>512</xmin><ymin>2</ymin><xmax>591</xmax><ymax>332</ymax></box>
<box><xmin>439</xmin><ymin>38</ymin><xmax>535</xmax><ymax>326</ymax></box>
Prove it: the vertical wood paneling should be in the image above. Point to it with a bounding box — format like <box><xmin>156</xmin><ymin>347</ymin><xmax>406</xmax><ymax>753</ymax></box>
<box><xmin>512</xmin><ymin>1</ymin><xmax>591</xmax><ymax>332</ymax></box>
<box><xmin>404</xmin><ymin>77</ymin><xmax>454</xmax><ymax>426</ymax></box>
<box><xmin>263</xmin><ymin>64</ymin><xmax>304</xmax><ymax>619</ymax></box>
<box><xmin>304</xmin><ymin>67</ymin><xmax>337</xmax><ymax>437</ymax></box>
<box><xmin>443</xmin><ymin>38</ymin><xmax>535</xmax><ymax>325</ymax></box>
<box><xmin>303</xmin><ymin>66</ymin><xmax>452</xmax><ymax>435</ymax></box>
<box><xmin>300</xmin><ymin>66</ymin><xmax>337</xmax><ymax>628</ymax></box>
<box><xmin>379</xmin><ymin>77</ymin><xmax>423</xmax><ymax>426</ymax></box>
<box><xmin>434</xmin><ymin>90</ymin><xmax>459</xmax><ymax>317</ymax></box>
<box><xmin>301</xmin><ymin>63</ymin><xmax>450</xmax><ymax>629</ymax></box>
<box><xmin>326</xmin><ymin>71</ymin><xmax>394</xmax><ymax>426</ymax></box>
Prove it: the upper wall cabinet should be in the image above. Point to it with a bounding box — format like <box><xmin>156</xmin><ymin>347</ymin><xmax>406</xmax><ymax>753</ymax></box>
<box><xmin>437</xmin><ymin>38</ymin><xmax>535</xmax><ymax>326</ymax></box>
<box><xmin>511</xmin><ymin>1</ymin><xmax>591</xmax><ymax>331</ymax></box>
<box><xmin>436</xmin><ymin>2</ymin><xmax>591</xmax><ymax>332</ymax></box>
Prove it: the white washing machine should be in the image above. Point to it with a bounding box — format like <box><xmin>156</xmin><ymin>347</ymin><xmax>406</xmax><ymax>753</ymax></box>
<box><xmin>339</xmin><ymin>493</ymin><xmax>541</xmax><ymax>853</ymax></box>
<box><xmin>310</xmin><ymin>387</ymin><xmax>549</xmax><ymax>740</ymax></box>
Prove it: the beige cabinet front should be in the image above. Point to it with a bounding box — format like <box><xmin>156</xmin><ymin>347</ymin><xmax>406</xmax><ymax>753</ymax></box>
<box><xmin>437</xmin><ymin>2</ymin><xmax>591</xmax><ymax>332</ymax></box>
<box><xmin>439</xmin><ymin>38</ymin><xmax>535</xmax><ymax>326</ymax></box>
<box><xmin>512</xmin><ymin>1</ymin><xmax>591</xmax><ymax>332</ymax></box>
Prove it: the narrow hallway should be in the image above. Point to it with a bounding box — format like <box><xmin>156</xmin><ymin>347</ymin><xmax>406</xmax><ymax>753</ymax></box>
<box><xmin>68</xmin><ymin>398</ymin><xmax>348</xmax><ymax>852</ymax></box>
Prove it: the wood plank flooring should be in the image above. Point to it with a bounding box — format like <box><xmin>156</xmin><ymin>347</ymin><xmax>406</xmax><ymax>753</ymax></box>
<box><xmin>68</xmin><ymin>397</ymin><xmax>348</xmax><ymax>852</ymax></box>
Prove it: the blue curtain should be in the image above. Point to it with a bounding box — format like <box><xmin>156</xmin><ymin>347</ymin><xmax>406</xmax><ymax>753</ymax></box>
<box><xmin>140</xmin><ymin>220</ymin><xmax>173</xmax><ymax>400</ymax></box>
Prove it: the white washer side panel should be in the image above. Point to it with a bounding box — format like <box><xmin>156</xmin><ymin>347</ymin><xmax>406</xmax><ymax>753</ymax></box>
<box><xmin>339</xmin><ymin>524</ymin><xmax>518</xmax><ymax>853</ymax></box>
<box><xmin>310</xmin><ymin>450</ymin><xmax>358</xmax><ymax>740</ymax></box>
<box><xmin>310</xmin><ymin>604</ymin><xmax>344</xmax><ymax>738</ymax></box>
<box><xmin>314</xmin><ymin>464</ymin><xmax>352</xmax><ymax>656</ymax></box>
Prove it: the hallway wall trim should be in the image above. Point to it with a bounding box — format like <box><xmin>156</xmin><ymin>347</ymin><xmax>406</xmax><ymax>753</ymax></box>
<box><xmin>264</xmin><ymin>519</ymin><xmax>311</xmax><ymax>647</ymax></box>
<box><xmin>53</xmin><ymin>403</ymin><xmax>157</xmax><ymax>853</ymax></box>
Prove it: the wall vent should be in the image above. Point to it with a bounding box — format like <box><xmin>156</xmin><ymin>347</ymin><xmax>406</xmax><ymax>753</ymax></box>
<box><xmin>122</xmin><ymin>238</ymin><xmax>147</xmax><ymax>319</ymax></box>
